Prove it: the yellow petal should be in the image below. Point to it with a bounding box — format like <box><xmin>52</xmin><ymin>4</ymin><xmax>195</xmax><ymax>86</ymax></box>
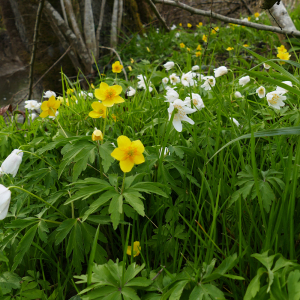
<box><xmin>131</xmin><ymin>140</ymin><xmax>145</xmax><ymax>153</ymax></box>
<box><xmin>100</xmin><ymin>82</ymin><xmax>109</xmax><ymax>90</ymax></box>
<box><xmin>102</xmin><ymin>99</ymin><xmax>115</xmax><ymax>107</ymax></box>
<box><xmin>111</xmin><ymin>85</ymin><xmax>122</xmax><ymax>95</ymax></box>
<box><xmin>133</xmin><ymin>241</ymin><xmax>140</xmax><ymax>257</ymax></box>
<box><xmin>95</xmin><ymin>88</ymin><xmax>106</xmax><ymax>101</ymax></box>
<box><xmin>126</xmin><ymin>246</ymin><xmax>132</xmax><ymax>255</ymax></box>
<box><xmin>133</xmin><ymin>153</ymin><xmax>145</xmax><ymax>165</ymax></box>
<box><xmin>120</xmin><ymin>158</ymin><xmax>134</xmax><ymax>173</ymax></box>
<box><xmin>113</xmin><ymin>96</ymin><xmax>125</xmax><ymax>104</ymax></box>
<box><xmin>48</xmin><ymin>96</ymin><xmax>56</xmax><ymax>107</ymax></box>
<box><xmin>40</xmin><ymin>110</ymin><xmax>48</xmax><ymax>118</ymax></box>
<box><xmin>117</xmin><ymin>136</ymin><xmax>132</xmax><ymax>149</ymax></box>
<box><xmin>48</xmin><ymin>108</ymin><xmax>57</xmax><ymax>117</ymax></box>
<box><xmin>111</xmin><ymin>148</ymin><xmax>126</xmax><ymax>161</ymax></box>
<box><xmin>89</xmin><ymin>111</ymin><xmax>101</xmax><ymax>118</ymax></box>
<box><xmin>53</xmin><ymin>100</ymin><xmax>61</xmax><ymax>109</ymax></box>
<box><xmin>41</xmin><ymin>101</ymin><xmax>49</xmax><ymax>110</ymax></box>
<box><xmin>91</xmin><ymin>101</ymin><xmax>103</xmax><ymax>112</ymax></box>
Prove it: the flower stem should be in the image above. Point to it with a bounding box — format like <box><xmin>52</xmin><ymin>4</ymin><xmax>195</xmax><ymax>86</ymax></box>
<box><xmin>8</xmin><ymin>186</ymin><xmax>68</xmax><ymax>219</ymax></box>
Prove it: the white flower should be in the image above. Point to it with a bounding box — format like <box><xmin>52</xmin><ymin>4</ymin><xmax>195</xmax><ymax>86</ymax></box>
<box><xmin>214</xmin><ymin>66</ymin><xmax>228</xmax><ymax>78</ymax></box>
<box><xmin>168</xmin><ymin>99</ymin><xmax>197</xmax><ymax>132</ymax></box>
<box><xmin>127</xmin><ymin>86</ymin><xmax>136</xmax><ymax>97</ymax></box>
<box><xmin>181</xmin><ymin>71</ymin><xmax>196</xmax><ymax>87</ymax></box>
<box><xmin>175</xmin><ymin>32</ymin><xmax>180</xmax><ymax>38</ymax></box>
<box><xmin>163</xmin><ymin>61</ymin><xmax>175</xmax><ymax>71</ymax></box>
<box><xmin>239</xmin><ymin>76</ymin><xmax>250</xmax><ymax>86</ymax></box>
<box><xmin>88</xmin><ymin>93</ymin><xmax>93</xmax><ymax>98</ymax></box>
<box><xmin>156</xmin><ymin>28</ymin><xmax>159</xmax><ymax>33</ymax></box>
<box><xmin>256</xmin><ymin>86</ymin><xmax>266</xmax><ymax>98</ymax></box>
<box><xmin>276</xmin><ymin>81</ymin><xmax>292</xmax><ymax>94</ymax></box>
<box><xmin>0</xmin><ymin>184</ymin><xmax>11</xmax><ymax>220</ymax></box>
<box><xmin>194</xmin><ymin>32</ymin><xmax>198</xmax><ymax>37</ymax></box>
<box><xmin>137</xmin><ymin>75</ymin><xmax>153</xmax><ymax>92</ymax></box>
<box><xmin>25</xmin><ymin>100</ymin><xmax>41</xmax><ymax>111</ymax></box>
<box><xmin>201</xmin><ymin>76</ymin><xmax>216</xmax><ymax>90</ymax></box>
<box><xmin>169</xmin><ymin>73</ymin><xmax>180</xmax><ymax>85</ymax></box>
<box><xmin>171</xmin><ymin>24</ymin><xmax>177</xmax><ymax>30</ymax></box>
<box><xmin>49</xmin><ymin>111</ymin><xmax>59</xmax><ymax>120</ymax></box>
<box><xmin>263</xmin><ymin>63</ymin><xmax>271</xmax><ymax>70</ymax></box>
<box><xmin>234</xmin><ymin>91</ymin><xmax>243</xmax><ymax>98</ymax></box>
<box><xmin>162</xmin><ymin>77</ymin><xmax>169</xmax><ymax>85</ymax></box>
<box><xmin>0</xmin><ymin>167</ymin><xmax>4</xmax><ymax>177</ymax></box>
<box><xmin>230</xmin><ymin>118</ymin><xmax>240</xmax><ymax>127</ymax></box>
<box><xmin>29</xmin><ymin>113</ymin><xmax>38</xmax><ymax>121</ymax></box>
<box><xmin>266</xmin><ymin>91</ymin><xmax>286</xmax><ymax>109</ymax></box>
<box><xmin>197</xmin><ymin>73</ymin><xmax>205</xmax><ymax>81</ymax></box>
<box><xmin>165</xmin><ymin>88</ymin><xmax>179</xmax><ymax>103</ymax></box>
<box><xmin>192</xmin><ymin>65</ymin><xmax>200</xmax><ymax>71</ymax></box>
<box><xmin>159</xmin><ymin>147</ymin><xmax>170</xmax><ymax>156</ymax></box>
<box><xmin>143</xmin><ymin>33</ymin><xmax>148</xmax><ymax>37</ymax></box>
<box><xmin>241</xmin><ymin>17</ymin><xmax>249</xmax><ymax>22</ymax></box>
<box><xmin>1</xmin><ymin>149</ymin><xmax>23</xmax><ymax>178</ymax></box>
<box><xmin>43</xmin><ymin>90</ymin><xmax>56</xmax><ymax>98</ymax></box>
<box><xmin>184</xmin><ymin>93</ymin><xmax>205</xmax><ymax>110</ymax></box>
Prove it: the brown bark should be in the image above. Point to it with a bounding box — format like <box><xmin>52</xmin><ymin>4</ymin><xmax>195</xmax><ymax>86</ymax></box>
<box><xmin>125</xmin><ymin>0</ymin><xmax>144</xmax><ymax>33</ymax></box>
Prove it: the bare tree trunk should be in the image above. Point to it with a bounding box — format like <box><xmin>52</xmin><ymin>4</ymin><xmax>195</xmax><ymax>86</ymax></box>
<box><xmin>96</xmin><ymin>0</ymin><xmax>106</xmax><ymax>58</ymax></box>
<box><xmin>118</xmin><ymin>0</ymin><xmax>123</xmax><ymax>34</ymax></box>
<box><xmin>84</xmin><ymin>0</ymin><xmax>97</xmax><ymax>60</ymax></box>
<box><xmin>111</xmin><ymin>0</ymin><xmax>119</xmax><ymax>49</ymax></box>
<box><xmin>60</xmin><ymin>0</ymin><xmax>69</xmax><ymax>26</ymax></box>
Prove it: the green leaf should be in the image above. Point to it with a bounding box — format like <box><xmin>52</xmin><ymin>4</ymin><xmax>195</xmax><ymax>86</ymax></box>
<box><xmin>130</xmin><ymin>182</ymin><xmax>168</xmax><ymax>198</ymax></box>
<box><xmin>121</xmin><ymin>287</ymin><xmax>140</xmax><ymax>300</ymax></box>
<box><xmin>125</xmin><ymin>277</ymin><xmax>152</xmax><ymax>287</ymax></box>
<box><xmin>259</xmin><ymin>181</ymin><xmax>275</xmax><ymax>213</ymax></box>
<box><xmin>12</xmin><ymin>224</ymin><xmax>38</xmax><ymax>271</ymax></box>
<box><xmin>55</xmin><ymin>219</ymin><xmax>76</xmax><ymax>245</ymax></box>
<box><xmin>109</xmin><ymin>195</ymin><xmax>123</xmax><ymax>229</ymax></box>
<box><xmin>169</xmin><ymin>280</ymin><xmax>189</xmax><ymax>300</ymax></box>
<box><xmin>252</xmin><ymin>251</ymin><xmax>275</xmax><ymax>270</ymax></box>
<box><xmin>98</xmin><ymin>141</ymin><xmax>115</xmax><ymax>172</ymax></box>
<box><xmin>87</xmin><ymin>225</ymin><xmax>100</xmax><ymax>286</ymax></box>
<box><xmin>287</xmin><ymin>270</ymin><xmax>300</xmax><ymax>300</ymax></box>
<box><xmin>0</xmin><ymin>272</ymin><xmax>21</xmax><ymax>295</ymax></box>
<box><xmin>123</xmin><ymin>192</ymin><xmax>145</xmax><ymax>216</ymax></box>
<box><xmin>244</xmin><ymin>268</ymin><xmax>266</xmax><ymax>300</ymax></box>
<box><xmin>38</xmin><ymin>220</ymin><xmax>49</xmax><ymax>243</ymax></box>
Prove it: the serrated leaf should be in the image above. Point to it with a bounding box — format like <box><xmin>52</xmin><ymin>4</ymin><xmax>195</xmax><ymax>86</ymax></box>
<box><xmin>123</xmin><ymin>192</ymin><xmax>145</xmax><ymax>216</ymax></box>
<box><xmin>0</xmin><ymin>272</ymin><xmax>21</xmax><ymax>295</ymax></box>
<box><xmin>98</xmin><ymin>141</ymin><xmax>115</xmax><ymax>172</ymax></box>
<box><xmin>55</xmin><ymin>219</ymin><xmax>76</xmax><ymax>245</ymax></box>
<box><xmin>109</xmin><ymin>195</ymin><xmax>123</xmax><ymax>229</ymax></box>
<box><xmin>287</xmin><ymin>270</ymin><xmax>300</xmax><ymax>300</ymax></box>
<box><xmin>38</xmin><ymin>220</ymin><xmax>49</xmax><ymax>243</ymax></box>
<box><xmin>130</xmin><ymin>182</ymin><xmax>168</xmax><ymax>198</ymax></box>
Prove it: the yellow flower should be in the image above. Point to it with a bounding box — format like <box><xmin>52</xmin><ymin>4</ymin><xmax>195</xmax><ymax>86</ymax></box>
<box><xmin>179</xmin><ymin>23</ymin><xmax>182</xmax><ymax>26</ymax></box>
<box><xmin>196</xmin><ymin>51</ymin><xmax>202</xmax><ymax>57</ymax></box>
<box><xmin>277</xmin><ymin>45</ymin><xmax>287</xmax><ymax>53</ymax></box>
<box><xmin>91</xmin><ymin>83</ymin><xmax>95</xmax><ymax>89</ymax></box>
<box><xmin>197</xmin><ymin>22</ymin><xmax>203</xmax><ymax>27</ymax></box>
<box><xmin>196</xmin><ymin>44</ymin><xmax>202</xmax><ymax>51</ymax></box>
<box><xmin>66</xmin><ymin>88</ymin><xmax>74</xmax><ymax>94</ymax></box>
<box><xmin>243</xmin><ymin>44</ymin><xmax>249</xmax><ymax>47</ymax></box>
<box><xmin>227</xmin><ymin>47</ymin><xmax>234</xmax><ymax>51</ymax></box>
<box><xmin>187</xmin><ymin>23</ymin><xmax>192</xmax><ymax>28</ymax></box>
<box><xmin>146</xmin><ymin>47</ymin><xmax>150</xmax><ymax>52</ymax></box>
<box><xmin>180</xmin><ymin>43</ymin><xmax>185</xmax><ymax>48</ymax></box>
<box><xmin>40</xmin><ymin>96</ymin><xmax>60</xmax><ymax>118</ymax></box>
<box><xmin>202</xmin><ymin>35</ymin><xmax>207</xmax><ymax>43</ymax></box>
<box><xmin>211</xmin><ymin>27</ymin><xmax>219</xmax><ymax>34</ymax></box>
<box><xmin>128</xmin><ymin>66</ymin><xmax>132</xmax><ymax>71</ymax></box>
<box><xmin>95</xmin><ymin>82</ymin><xmax>125</xmax><ymax>107</ymax></box>
<box><xmin>111</xmin><ymin>136</ymin><xmax>145</xmax><ymax>173</ymax></box>
<box><xmin>127</xmin><ymin>241</ymin><xmax>141</xmax><ymax>257</ymax></box>
<box><xmin>112</xmin><ymin>61</ymin><xmax>123</xmax><ymax>73</ymax></box>
<box><xmin>89</xmin><ymin>102</ymin><xmax>107</xmax><ymax>118</ymax></box>
<box><xmin>277</xmin><ymin>51</ymin><xmax>291</xmax><ymax>64</ymax></box>
<box><xmin>111</xmin><ymin>114</ymin><xmax>117</xmax><ymax>122</ymax></box>
<box><xmin>254</xmin><ymin>12</ymin><xmax>260</xmax><ymax>18</ymax></box>
<box><xmin>58</xmin><ymin>96</ymin><xmax>70</xmax><ymax>106</ymax></box>
<box><xmin>247</xmin><ymin>16</ymin><xmax>251</xmax><ymax>21</ymax></box>
<box><xmin>187</xmin><ymin>47</ymin><xmax>190</xmax><ymax>52</ymax></box>
<box><xmin>92</xmin><ymin>129</ymin><xmax>103</xmax><ymax>141</ymax></box>
<box><xmin>130</xmin><ymin>58</ymin><xmax>134</xmax><ymax>64</ymax></box>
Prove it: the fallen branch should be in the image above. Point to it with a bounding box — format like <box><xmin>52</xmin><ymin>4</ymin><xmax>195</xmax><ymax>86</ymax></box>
<box><xmin>152</xmin><ymin>0</ymin><xmax>300</xmax><ymax>37</ymax></box>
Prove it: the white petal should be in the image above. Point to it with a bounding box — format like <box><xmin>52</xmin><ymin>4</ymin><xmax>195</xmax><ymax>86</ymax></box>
<box><xmin>182</xmin><ymin>115</ymin><xmax>195</xmax><ymax>125</ymax></box>
<box><xmin>173</xmin><ymin>119</ymin><xmax>182</xmax><ymax>132</ymax></box>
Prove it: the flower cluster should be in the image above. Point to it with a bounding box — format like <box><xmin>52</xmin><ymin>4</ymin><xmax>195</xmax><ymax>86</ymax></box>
<box><xmin>277</xmin><ymin>45</ymin><xmax>291</xmax><ymax>64</ymax></box>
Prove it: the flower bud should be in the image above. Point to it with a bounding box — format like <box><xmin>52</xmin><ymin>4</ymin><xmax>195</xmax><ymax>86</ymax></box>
<box><xmin>92</xmin><ymin>129</ymin><xmax>103</xmax><ymax>141</ymax></box>
<box><xmin>0</xmin><ymin>184</ymin><xmax>11</xmax><ymax>220</ymax></box>
<box><xmin>1</xmin><ymin>149</ymin><xmax>23</xmax><ymax>178</ymax></box>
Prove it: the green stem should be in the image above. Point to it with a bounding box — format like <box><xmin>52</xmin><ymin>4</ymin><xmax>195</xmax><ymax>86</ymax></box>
<box><xmin>121</xmin><ymin>172</ymin><xmax>126</xmax><ymax>194</ymax></box>
<box><xmin>9</xmin><ymin>186</ymin><xmax>68</xmax><ymax>219</ymax></box>
<box><xmin>17</xmin><ymin>149</ymin><xmax>56</xmax><ymax>170</ymax></box>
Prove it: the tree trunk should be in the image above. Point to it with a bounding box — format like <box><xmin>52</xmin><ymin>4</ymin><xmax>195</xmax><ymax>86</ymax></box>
<box><xmin>84</xmin><ymin>0</ymin><xmax>97</xmax><ymax>59</ymax></box>
<box><xmin>110</xmin><ymin>0</ymin><xmax>119</xmax><ymax>49</ymax></box>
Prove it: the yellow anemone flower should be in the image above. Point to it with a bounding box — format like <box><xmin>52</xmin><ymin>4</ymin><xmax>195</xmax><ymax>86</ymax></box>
<box><xmin>243</xmin><ymin>44</ymin><xmax>249</xmax><ymax>47</ymax></box>
<box><xmin>254</xmin><ymin>12</ymin><xmax>259</xmax><ymax>18</ymax></box>
<box><xmin>247</xmin><ymin>16</ymin><xmax>251</xmax><ymax>21</ymax></box>
<box><xmin>128</xmin><ymin>66</ymin><xmax>132</xmax><ymax>71</ymax></box>
<box><xmin>187</xmin><ymin>23</ymin><xmax>192</xmax><ymax>28</ymax></box>
<box><xmin>277</xmin><ymin>51</ymin><xmax>291</xmax><ymax>64</ymax></box>
<box><xmin>211</xmin><ymin>27</ymin><xmax>219</xmax><ymax>34</ymax></box>
<box><xmin>89</xmin><ymin>102</ymin><xmax>107</xmax><ymax>118</ymax></box>
<box><xmin>187</xmin><ymin>47</ymin><xmax>190</xmax><ymax>52</ymax></box>
<box><xmin>127</xmin><ymin>241</ymin><xmax>141</xmax><ymax>257</ymax></box>
<box><xmin>227</xmin><ymin>47</ymin><xmax>234</xmax><ymax>51</ymax></box>
<box><xmin>91</xmin><ymin>83</ymin><xmax>95</xmax><ymax>89</ymax></box>
<box><xmin>202</xmin><ymin>35</ymin><xmax>207</xmax><ymax>43</ymax></box>
<box><xmin>92</xmin><ymin>129</ymin><xmax>103</xmax><ymax>141</ymax></box>
<box><xmin>180</xmin><ymin>43</ymin><xmax>185</xmax><ymax>48</ymax></box>
<box><xmin>196</xmin><ymin>51</ymin><xmax>202</xmax><ymax>57</ymax></box>
<box><xmin>197</xmin><ymin>22</ymin><xmax>203</xmax><ymax>27</ymax></box>
<box><xmin>95</xmin><ymin>82</ymin><xmax>124</xmax><ymax>107</ymax></box>
<box><xmin>40</xmin><ymin>96</ymin><xmax>60</xmax><ymax>118</ymax></box>
<box><xmin>112</xmin><ymin>61</ymin><xmax>123</xmax><ymax>73</ymax></box>
<box><xmin>146</xmin><ymin>47</ymin><xmax>151</xmax><ymax>52</ymax></box>
<box><xmin>111</xmin><ymin>136</ymin><xmax>145</xmax><ymax>173</ymax></box>
<box><xmin>277</xmin><ymin>45</ymin><xmax>287</xmax><ymax>53</ymax></box>
<box><xmin>196</xmin><ymin>45</ymin><xmax>202</xmax><ymax>51</ymax></box>
<box><xmin>66</xmin><ymin>88</ymin><xmax>74</xmax><ymax>94</ymax></box>
<box><xmin>130</xmin><ymin>58</ymin><xmax>134</xmax><ymax>64</ymax></box>
<box><xmin>179</xmin><ymin>23</ymin><xmax>182</xmax><ymax>26</ymax></box>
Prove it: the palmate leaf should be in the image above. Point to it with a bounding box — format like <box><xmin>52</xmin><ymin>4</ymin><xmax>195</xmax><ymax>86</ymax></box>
<box><xmin>0</xmin><ymin>272</ymin><xmax>21</xmax><ymax>295</ymax></box>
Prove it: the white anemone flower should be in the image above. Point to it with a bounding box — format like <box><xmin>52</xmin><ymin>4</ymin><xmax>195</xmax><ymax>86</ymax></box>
<box><xmin>214</xmin><ymin>66</ymin><xmax>228</xmax><ymax>78</ymax></box>
<box><xmin>234</xmin><ymin>91</ymin><xmax>243</xmax><ymax>98</ymax></box>
<box><xmin>29</xmin><ymin>113</ymin><xmax>38</xmax><ymax>121</ymax></box>
<box><xmin>43</xmin><ymin>90</ymin><xmax>56</xmax><ymax>98</ymax></box>
<box><xmin>1</xmin><ymin>149</ymin><xmax>23</xmax><ymax>178</ymax></box>
<box><xmin>276</xmin><ymin>81</ymin><xmax>292</xmax><ymax>94</ymax></box>
<box><xmin>263</xmin><ymin>63</ymin><xmax>271</xmax><ymax>70</ymax></box>
<box><xmin>0</xmin><ymin>184</ymin><xmax>11</xmax><ymax>220</ymax></box>
<box><xmin>171</xmin><ymin>24</ymin><xmax>177</xmax><ymax>30</ymax></box>
<box><xmin>201</xmin><ymin>76</ymin><xmax>216</xmax><ymax>90</ymax></box>
<box><xmin>137</xmin><ymin>75</ymin><xmax>153</xmax><ymax>92</ymax></box>
<box><xmin>165</xmin><ymin>88</ymin><xmax>179</xmax><ymax>103</ymax></box>
<box><xmin>169</xmin><ymin>73</ymin><xmax>180</xmax><ymax>85</ymax></box>
<box><xmin>127</xmin><ymin>87</ymin><xmax>136</xmax><ymax>97</ymax></box>
<box><xmin>256</xmin><ymin>86</ymin><xmax>266</xmax><ymax>98</ymax></box>
<box><xmin>184</xmin><ymin>93</ymin><xmax>205</xmax><ymax>110</ymax></box>
<box><xmin>181</xmin><ymin>71</ymin><xmax>196</xmax><ymax>87</ymax></box>
<box><xmin>230</xmin><ymin>118</ymin><xmax>240</xmax><ymax>127</ymax></box>
<box><xmin>159</xmin><ymin>147</ymin><xmax>170</xmax><ymax>156</ymax></box>
<box><xmin>162</xmin><ymin>77</ymin><xmax>169</xmax><ymax>85</ymax></box>
<box><xmin>192</xmin><ymin>65</ymin><xmax>200</xmax><ymax>71</ymax></box>
<box><xmin>175</xmin><ymin>32</ymin><xmax>180</xmax><ymax>38</ymax></box>
<box><xmin>168</xmin><ymin>99</ymin><xmax>197</xmax><ymax>132</ymax></box>
<box><xmin>266</xmin><ymin>91</ymin><xmax>286</xmax><ymax>109</ymax></box>
<box><xmin>0</xmin><ymin>167</ymin><xmax>4</xmax><ymax>177</ymax></box>
<box><xmin>25</xmin><ymin>100</ymin><xmax>41</xmax><ymax>111</ymax></box>
<box><xmin>163</xmin><ymin>61</ymin><xmax>175</xmax><ymax>71</ymax></box>
<box><xmin>239</xmin><ymin>76</ymin><xmax>250</xmax><ymax>86</ymax></box>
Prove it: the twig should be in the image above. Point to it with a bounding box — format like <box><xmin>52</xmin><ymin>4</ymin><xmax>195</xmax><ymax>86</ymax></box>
<box><xmin>151</xmin><ymin>266</ymin><xmax>165</xmax><ymax>281</ymax></box>
<box><xmin>240</xmin><ymin>0</ymin><xmax>253</xmax><ymax>15</ymax></box>
<box><xmin>28</xmin><ymin>0</ymin><xmax>45</xmax><ymax>100</ymax></box>
<box><xmin>144</xmin><ymin>0</ymin><xmax>170</xmax><ymax>32</ymax></box>
<box><xmin>152</xmin><ymin>0</ymin><xmax>300</xmax><ymax>37</ymax></box>
<box><xmin>99</xmin><ymin>46</ymin><xmax>128</xmax><ymax>81</ymax></box>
